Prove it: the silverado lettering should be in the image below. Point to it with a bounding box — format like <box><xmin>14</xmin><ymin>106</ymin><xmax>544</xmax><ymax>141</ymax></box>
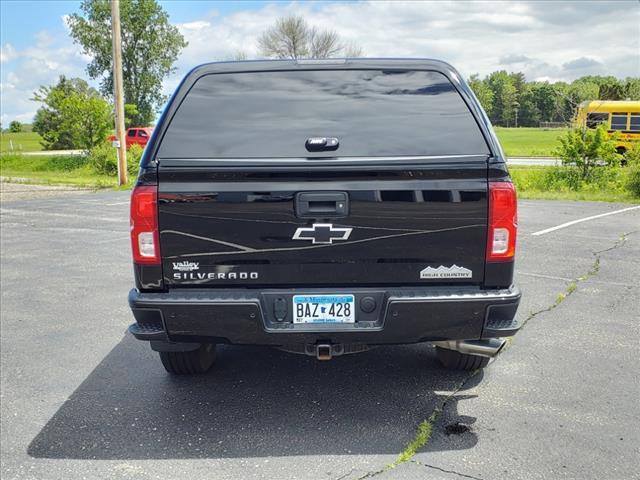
<box><xmin>173</xmin><ymin>272</ymin><xmax>259</xmax><ymax>280</ymax></box>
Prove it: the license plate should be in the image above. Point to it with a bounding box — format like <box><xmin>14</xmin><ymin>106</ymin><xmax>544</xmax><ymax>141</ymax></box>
<box><xmin>292</xmin><ymin>295</ymin><xmax>355</xmax><ymax>324</ymax></box>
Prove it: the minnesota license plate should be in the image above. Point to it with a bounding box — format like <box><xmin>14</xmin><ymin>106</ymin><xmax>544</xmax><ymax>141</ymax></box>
<box><xmin>292</xmin><ymin>295</ymin><xmax>355</xmax><ymax>324</ymax></box>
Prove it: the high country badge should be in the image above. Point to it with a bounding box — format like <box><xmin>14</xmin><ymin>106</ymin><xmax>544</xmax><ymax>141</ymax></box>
<box><xmin>420</xmin><ymin>265</ymin><xmax>472</xmax><ymax>279</ymax></box>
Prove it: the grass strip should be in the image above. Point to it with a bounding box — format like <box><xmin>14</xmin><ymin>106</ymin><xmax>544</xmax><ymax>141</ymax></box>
<box><xmin>394</xmin><ymin>410</ymin><xmax>438</xmax><ymax>465</ymax></box>
<box><xmin>0</xmin><ymin>153</ymin><xmax>129</xmax><ymax>189</ymax></box>
<box><xmin>0</xmin><ymin>131</ymin><xmax>43</xmax><ymax>153</ymax></box>
<box><xmin>494</xmin><ymin>127</ymin><xmax>565</xmax><ymax>157</ymax></box>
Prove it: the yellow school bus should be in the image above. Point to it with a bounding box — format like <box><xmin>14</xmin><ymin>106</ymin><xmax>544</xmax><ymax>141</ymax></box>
<box><xmin>575</xmin><ymin>100</ymin><xmax>640</xmax><ymax>153</ymax></box>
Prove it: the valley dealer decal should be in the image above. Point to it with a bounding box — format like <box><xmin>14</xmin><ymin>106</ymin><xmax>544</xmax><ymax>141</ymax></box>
<box><xmin>172</xmin><ymin>261</ymin><xmax>258</xmax><ymax>280</ymax></box>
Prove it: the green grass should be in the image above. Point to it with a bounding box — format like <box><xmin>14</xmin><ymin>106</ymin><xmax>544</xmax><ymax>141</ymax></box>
<box><xmin>495</xmin><ymin>127</ymin><xmax>566</xmax><ymax>157</ymax></box>
<box><xmin>510</xmin><ymin>165</ymin><xmax>640</xmax><ymax>203</ymax></box>
<box><xmin>0</xmin><ymin>153</ymin><xmax>122</xmax><ymax>188</ymax></box>
<box><xmin>516</xmin><ymin>189</ymin><xmax>638</xmax><ymax>202</ymax></box>
<box><xmin>394</xmin><ymin>414</ymin><xmax>437</xmax><ymax>465</ymax></box>
<box><xmin>0</xmin><ymin>131</ymin><xmax>43</xmax><ymax>153</ymax></box>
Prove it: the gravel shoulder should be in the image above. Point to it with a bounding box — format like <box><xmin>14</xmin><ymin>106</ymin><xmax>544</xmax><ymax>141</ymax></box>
<box><xmin>0</xmin><ymin>179</ymin><xmax>95</xmax><ymax>202</ymax></box>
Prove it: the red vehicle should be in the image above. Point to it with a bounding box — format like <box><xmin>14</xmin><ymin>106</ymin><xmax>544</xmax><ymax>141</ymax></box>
<box><xmin>109</xmin><ymin>127</ymin><xmax>153</xmax><ymax>149</ymax></box>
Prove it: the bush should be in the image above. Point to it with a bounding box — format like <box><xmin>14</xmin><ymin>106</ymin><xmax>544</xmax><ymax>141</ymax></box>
<box><xmin>0</xmin><ymin>153</ymin><xmax>24</xmax><ymax>171</ymax></box>
<box><xmin>625</xmin><ymin>165</ymin><xmax>640</xmax><ymax>198</ymax></box>
<box><xmin>43</xmin><ymin>155</ymin><xmax>89</xmax><ymax>171</ymax></box>
<box><xmin>128</xmin><ymin>144</ymin><xmax>144</xmax><ymax>175</ymax></box>
<box><xmin>554</xmin><ymin>125</ymin><xmax>620</xmax><ymax>181</ymax></box>
<box><xmin>88</xmin><ymin>141</ymin><xmax>142</xmax><ymax>178</ymax></box>
<box><xmin>510</xmin><ymin>164</ymin><xmax>627</xmax><ymax>199</ymax></box>
<box><xmin>623</xmin><ymin>145</ymin><xmax>640</xmax><ymax>198</ymax></box>
<box><xmin>541</xmin><ymin>165</ymin><xmax>624</xmax><ymax>193</ymax></box>
<box><xmin>1</xmin><ymin>153</ymin><xmax>87</xmax><ymax>173</ymax></box>
<box><xmin>87</xmin><ymin>141</ymin><xmax>115</xmax><ymax>175</ymax></box>
<box><xmin>9</xmin><ymin>121</ymin><xmax>23</xmax><ymax>133</ymax></box>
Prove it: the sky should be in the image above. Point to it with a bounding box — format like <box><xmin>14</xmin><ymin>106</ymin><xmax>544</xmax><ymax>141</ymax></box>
<box><xmin>1</xmin><ymin>0</ymin><xmax>639</xmax><ymax>125</ymax></box>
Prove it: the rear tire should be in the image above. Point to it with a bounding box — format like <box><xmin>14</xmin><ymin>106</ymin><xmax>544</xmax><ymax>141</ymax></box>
<box><xmin>436</xmin><ymin>346</ymin><xmax>490</xmax><ymax>370</ymax></box>
<box><xmin>159</xmin><ymin>344</ymin><xmax>216</xmax><ymax>375</ymax></box>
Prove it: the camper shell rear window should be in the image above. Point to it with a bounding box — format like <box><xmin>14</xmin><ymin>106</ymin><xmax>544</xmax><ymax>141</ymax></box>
<box><xmin>157</xmin><ymin>69</ymin><xmax>490</xmax><ymax>159</ymax></box>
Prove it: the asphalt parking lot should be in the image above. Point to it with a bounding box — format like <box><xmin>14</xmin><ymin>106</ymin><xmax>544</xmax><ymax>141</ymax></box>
<box><xmin>1</xmin><ymin>188</ymin><xmax>638</xmax><ymax>480</ymax></box>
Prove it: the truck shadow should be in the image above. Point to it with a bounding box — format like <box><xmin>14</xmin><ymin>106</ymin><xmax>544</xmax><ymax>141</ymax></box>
<box><xmin>28</xmin><ymin>335</ymin><xmax>482</xmax><ymax>459</ymax></box>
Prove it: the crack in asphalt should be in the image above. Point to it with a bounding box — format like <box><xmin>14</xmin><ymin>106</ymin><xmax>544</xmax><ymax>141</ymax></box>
<box><xmin>593</xmin><ymin>230</ymin><xmax>635</xmax><ymax>255</ymax></box>
<box><xmin>411</xmin><ymin>459</ymin><xmax>485</xmax><ymax>480</ymax></box>
<box><xmin>355</xmin><ymin>467</ymin><xmax>387</xmax><ymax>479</ymax></box>
<box><xmin>332</xmin><ymin>468</ymin><xmax>355</xmax><ymax>480</ymax></box>
<box><xmin>517</xmin><ymin>230</ymin><xmax>632</xmax><ymax>333</ymax></box>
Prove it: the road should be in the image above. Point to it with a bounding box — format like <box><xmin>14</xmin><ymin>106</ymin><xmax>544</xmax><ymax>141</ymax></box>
<box><xmin>20</xmin><ymin>150</ymin><xmax>85</xmax><ymax>156</ymax></box>
<box><xmin>506</xmin><ymin>156</ymin><xmax>559</xmax><ymax>166</ymax></box>
<box><xmin>1</xmin><ymin>191</ymin><xmax>638</xmax><ymax>480</ymax></box>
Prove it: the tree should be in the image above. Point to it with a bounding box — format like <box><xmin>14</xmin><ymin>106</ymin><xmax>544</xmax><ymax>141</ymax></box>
<box><xmin>463</xmin><ymin>72</ymin><xmax>639</xmax><ymax>127</ymax></box>
<box><xmin>60</xmin><ymin>93</ymin><xmax>113</xmax><ymax>150</ymax></box>
<box><xmin>516</xmin><ymin>86</ymin><xmax>540</xmax><ymax>127</ymax></box>
<box><xmin>486</xmin><ymin>71</ymin><xmax>517</xmax><ymax>126</ymax></box>
<box><xmin>8</xmin><ymin>121</ymin><xmax>23</xmax><ymax>133</ymax></box>
<box><xmin>557</xmin><ymin>81</ymin><xmax>596</xmax><ymax>124</ymax></box>
<box><xmin>67</xmin><ymin>0</ymin><xmax>187</xmax><ymax>125</ymax></box>
<box><xmin>32</xmin><ymin>76</ymin><xmax>112</xmax><ymax>150</ymax></box>
<box><xmin>598</xmin><ymin>79</ymin><xmax>625</xmax><ymax>100</ymax></box>
<box><xmin>508</xmin><ymin>72</ymin><xmax>526</xmax><ymax>97</ymax></box>
<box><xmin>555</xmin><ymin>125</ymin><xmax>619</xmax><ymax>180</ymax></box>
<box><xmin>258</xmin><ymin>15</ymin><xmax>362</xmax><ymax>59</ymax></box>
<box><xmin>530</xmin><ymin>82</ymin><xmax>557</xmax><ymax>122</ymax></box>
<box><xmin>623</xmin><ymin>78</ymin><xmax>640</xmax><ymax>100</ymax></box>
<box><xmin>33</xmin><ymin>76</ymin><xmax>85</xmax><ymax>149</ymax></box>
<box><xmin>124</xmin><ymin>103</ymin><xmax>140</xmax><ymax>129</ymax></box>
<box><xmin>468</xmin><ymin>74</ymin><xmax>494</xmax><ymax>118</ymax></box>
<box><xmin>232</xmin><ymin>51</ymin><xmax>248</xmax><ymax>61</ymax></box>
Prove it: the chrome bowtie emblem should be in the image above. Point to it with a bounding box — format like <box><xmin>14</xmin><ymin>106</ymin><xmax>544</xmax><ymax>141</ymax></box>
<box><xmin>292</xmin><ymin>223</ymin><xmax>352</xmax><ymax>244</ymax></box>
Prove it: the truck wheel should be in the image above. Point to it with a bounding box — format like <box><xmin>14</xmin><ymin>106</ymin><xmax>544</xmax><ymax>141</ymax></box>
<box><xmin>435</xmin><ymin>346</ymin><xmax>490</xmax><ymax>370</ymax></box>
<box><xmin>159</xmin><ymin>344</ymin><xmax>216</xmax><ymax>375</ymax></box>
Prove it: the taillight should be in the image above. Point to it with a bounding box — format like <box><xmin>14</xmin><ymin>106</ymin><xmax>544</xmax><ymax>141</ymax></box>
<box><xmin>487</xmin><ymin>182</ymin><xmax>517</xmax><ymax>262</ymax></box>
<box><xmin>130</xmin><ymin>185</ymin><xmax>160</xmax><ymax>264</ymax></box>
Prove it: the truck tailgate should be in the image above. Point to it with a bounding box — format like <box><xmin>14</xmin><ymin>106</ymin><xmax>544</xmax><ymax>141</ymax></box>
<box><xmin>158</xmin><ymin>158</ymin><xmax>488</xmax><ymax>287</ymax></box>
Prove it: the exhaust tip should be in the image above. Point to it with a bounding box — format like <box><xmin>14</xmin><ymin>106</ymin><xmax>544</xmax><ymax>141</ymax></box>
<box><xmin>432</xmin><ymin>338</ymin><xmax>507</xmax><ymax>358</ymax></box>
<box><xmin>495</xmin><ymin>338</ymin><xmax>507</xmax><ymax>355</ymax></box>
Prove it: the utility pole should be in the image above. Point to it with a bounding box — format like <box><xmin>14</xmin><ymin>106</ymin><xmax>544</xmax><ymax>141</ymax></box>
<box><xmin>111</xmin><ymin>0</ymin><xmax>127</xmax><ymax>185</ymax></box>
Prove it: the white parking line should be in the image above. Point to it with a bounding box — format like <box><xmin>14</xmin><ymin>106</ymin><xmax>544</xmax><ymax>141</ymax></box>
<box><xmin>531</xmin><ymin>206</ymin><xmax>640</xmax><ymax>236</ymax></box>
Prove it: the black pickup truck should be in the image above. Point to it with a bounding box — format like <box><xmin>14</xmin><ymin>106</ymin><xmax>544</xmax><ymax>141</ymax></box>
<box><xmin>128</xmin><ymin>59</ymin><xmax>522</xmax><ymax>375</ymax></box>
